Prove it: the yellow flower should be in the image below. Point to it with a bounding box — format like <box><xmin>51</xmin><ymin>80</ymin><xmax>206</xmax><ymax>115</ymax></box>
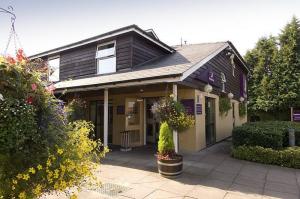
<box><xmin>12</xmin><ymin>185</ymin><xmax>15</xmax><ymax>190</ymax></box>
<box><xmin>70</xmin><ymin>194</ymin><xmax>78</xmax><ymax>199</ymax></box>
<box><xmin>37</xmin><ymin>164</ymin><xmax>43</xmax><ymax>170</ymax></box>
<box><xmin>12</xmin><ymin>179</ymin><xmax>18</xmax><ymax>185</ymax></box>
<box><xmin>23</xmin><ymin>174</ymin><xmax>30</xmax><ymax>181</ymax></box>
<box><xmin>0</xmin><ymin>57</ymin><xmax>5</xmax><ymax>64</ymax></box>
<box><xmin>18</xmin><ymin>192</ymin><xmax>26</xmax><ymax>199</ymax></box>
<box><xmin>16</xmin><ymin>174</ymin><xmax>23</xmax><ymax>179</ymax></box>
<box><xmin>29</xmin><ymin>167</ymin><xmax>36</xmax><ymax>174</ymax></box>
<box><xmin>33</xmin><ymin>184</ymin><xmax>42</xmax><ymax>195</ymax></box>
<box><xmin>57</xmin><ymin>148</ymin><xmax>64</xmax><ymax>155</ymax></box>
<box><xmin>46</xmin><ymin>159</ymin><xmax>52</xmax><ymax>167</ymax></box>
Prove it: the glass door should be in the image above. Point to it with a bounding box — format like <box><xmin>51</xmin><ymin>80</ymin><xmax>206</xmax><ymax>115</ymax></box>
<box><xmin>89</xmin><ymin>100</ymin><xmax>113</xmax><ymax>143</ymax></box>
<box><xmin>125</xmin><ymin>98</ymin><xmax>143</xmax><ymax>146</ymax></box>
<box><xmin>205</xmin><ymin>97</ymin><xmax>216</xmax><ymax>146</ymax></box>
<box><xmin>146</xmin><ymin>98</ymin><xmax>160</xmax><ymax>144</ymax></box>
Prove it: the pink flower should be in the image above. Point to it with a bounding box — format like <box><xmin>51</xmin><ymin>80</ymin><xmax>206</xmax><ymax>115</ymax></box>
<box><xmin>31</xmin><ymin>83</ymin><xmax>37</xmax><ymax>91</ymax></box>
<box><xmin>46</xmin><ymin>84</ymin><xmax>56</xmax><ymax>94</ymax></box>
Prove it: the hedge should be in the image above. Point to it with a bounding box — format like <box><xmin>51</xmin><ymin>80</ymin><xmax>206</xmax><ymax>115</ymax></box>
<box><xmin>232</xmin><ymin>145</ymin><xmax>300</xmax><ymax>169</ymax></box>
<box><xmin>232</xmin><ymin>121</ymin><xmax>300</xmax><ymax>149</ymax></box>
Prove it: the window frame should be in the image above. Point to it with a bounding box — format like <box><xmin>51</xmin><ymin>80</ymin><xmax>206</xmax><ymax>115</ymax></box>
<box><xmin>230</xmin><ymin>54</ymin><xmax>236</xmax><ymax>77</ymax></box>
<box><xmin>96</xmin><ymin>41</ymin><xmax>116</xmax><ymax>75</ymax></box>
<box><xmin>48</xmin><ymin>55</ymin><xmax>60</xmax><ymax>82</ymax></box>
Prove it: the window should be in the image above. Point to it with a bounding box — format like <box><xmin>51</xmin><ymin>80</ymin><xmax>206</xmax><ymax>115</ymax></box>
<box><xmin>243</xmin><ymin>74</ymin><xmax>247</xmax><ymax>97</ymax></box>
<box><xmin>96</xmin><ymin>41</ymin><xmax>116</xmax><ymax>74</ymax></box>
<box><xmin>48</xmin><ymin>57</ymin><xmax>60</xmax><ymax>82</ymax></box>
<box><xmin>221</xmin><ymin>72</ymin><xmax>226</xmax><ymax>92</ymax></box>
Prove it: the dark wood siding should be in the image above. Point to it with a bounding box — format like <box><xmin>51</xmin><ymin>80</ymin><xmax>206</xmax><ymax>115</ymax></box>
<box><xmin>116</xmin><ymin>34</ymin><xmax>132</xmax><ymax>71</ymax></box>
<box><xmin>132</xmin><ymin>34</ymin><xmax>167</xmax><ymax>67</ymax></box>
<box><xmin>183</xmin><ymin>50</ymin><xmax>248</xmax><ymax>101</ymax></box>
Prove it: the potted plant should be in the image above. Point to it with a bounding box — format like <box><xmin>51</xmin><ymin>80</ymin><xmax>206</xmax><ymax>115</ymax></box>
<box><xmin>152</xmin><ymin>95</ymin><xmax>194</xmax><ymax>177</ymax></box>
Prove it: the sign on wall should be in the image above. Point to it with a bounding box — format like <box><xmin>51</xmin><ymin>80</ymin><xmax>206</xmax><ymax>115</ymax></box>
<box><xmin>293</xmin><ymin>110</ymin><xmax>300</xmax><ymax>122</ymax></box>
<box><xmin>181</xmin><ymin>99</ymin><xmax>195</xmax><ymax>115</ymax></box>
<box><xmin>196</xmin><ymin>104</ymin><xmax>202</xmax><ymax>115</ymax></box>
<box><xmin>117</xmin><ymin>105</ymin><xmax>125</xmax><ymax>115</ymax></box>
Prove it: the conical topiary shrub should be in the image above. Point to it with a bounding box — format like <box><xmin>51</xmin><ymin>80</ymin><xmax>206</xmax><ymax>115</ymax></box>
<box><xmin>158</xmin><ymin>122</ymin><xmax>174</xmax><ymax>156</ymax></box>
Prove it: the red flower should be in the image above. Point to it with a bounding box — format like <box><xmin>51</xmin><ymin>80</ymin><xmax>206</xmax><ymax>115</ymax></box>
<box><xmin>6</xmin><ymin>56</ymin><xmax>16</xmax><ymax>64</ymax></box>
<box><xmin>26</xmin><ymin>96</ymin><xmax>33</xmax><ymax>104</ymax></box>
<box><xmin>46</xmin><ymin>84</ymin><xmax>56</xmax><ymax>94</ymax></box>
<box><xmin>31</xmin><ymin>83</ymin><xmax>37</xmax><ymax>91</ymax></box>
<box><xmin>16</xmin><ymin>49</ymin><xmax>27</xmax><ymax>62</ymax></box>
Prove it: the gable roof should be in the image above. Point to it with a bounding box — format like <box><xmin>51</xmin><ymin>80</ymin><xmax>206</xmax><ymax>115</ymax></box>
<box><xmin>29</xmin><ymin>25</ymin><xmax>174</xmax><ymax>59</ymax></box>
<box><xmin>54</xmin><ymin>41</ymin><xmax>243</xmax><ymax>92</ymax></box>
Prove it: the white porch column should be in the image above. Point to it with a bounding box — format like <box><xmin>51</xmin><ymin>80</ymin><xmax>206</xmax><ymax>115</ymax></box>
<box><xmin>104</xmin><ymin>88</ymin><xmax>108</xmax><ymax>147</ymax></box>
<box><xmin>172</xmin><ymin>84</ymin><xmax>179</xmax><ymax>153</ymax></box>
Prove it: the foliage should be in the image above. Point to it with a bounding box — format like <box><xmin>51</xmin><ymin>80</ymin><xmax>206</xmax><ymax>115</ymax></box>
<box><xmin>65</xmin><ymin>98</ymin><xmax>87</xmax><ymax>122</ymax></box>
<box><xmin>244</xmin><ymin>17</ymin><xmax>300</xmax><ymax>114</ymax></box>
<box><xmin>219</xmin><ymin>96</ymin><xmax>231</xmax><ymax>116</ymax></box>
<box><xmin>0</xmin><ymin>51</ymin><xmax>107</xmax><ymax>198</ymax></box>
<box><xmin>157</xmin><ymin>122</ymin><xmax>175</xmax><ymax>157</ymax></box>
<box><xmin>238</xmin><ymin>102</ymin><xmax>247</xmax><ymax>117</ymax></box>
<box><xmin>232</xmin><ymin>145</ymin><xmax>300</xmax><ymax>169</ymax></box>
<box><xmin>232</xmin><ymin>121</ymin><xmax>300</xmax><ymax>149</ymax></box>
<box><xmin>152</xmin><ymin>95</ymin><xmax>195</xmax><ymax>132</ymax></box>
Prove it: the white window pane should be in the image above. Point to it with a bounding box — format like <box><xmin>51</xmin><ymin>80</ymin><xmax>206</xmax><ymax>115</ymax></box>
<box><xmin>97</xmin><ymin>57</ymin><xmax>116</xmax><ymax>74</ymax></box>
<box><xmin>48</xmin><ymin>58</ymin><xmax>60</xmax><ymax>82</ymax></box>
<box><xmin>96</xmin><ymin>43</ymin><xmax>115</xmax><ymax>58</ymax></box>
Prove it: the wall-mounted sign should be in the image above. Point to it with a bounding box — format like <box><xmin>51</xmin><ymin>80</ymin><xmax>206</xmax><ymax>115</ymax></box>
<box><xmin>117</xmin><ymin>105</ymin><xmax>125</xmax><ymax>115</ymax></box>
<box><xmin>293</xmin><ymin>110</ymin><xmax>300</xmax><ymax>122</ymax></box>
<box><xmin>196</xmin><ymin>104</ymin><xmax>202</xmax><ymax>115</ymax></box>
<box><xmin>181</xmin><ymin>99</ymin><xmax>195</xmax><ymax>115</ymax></box>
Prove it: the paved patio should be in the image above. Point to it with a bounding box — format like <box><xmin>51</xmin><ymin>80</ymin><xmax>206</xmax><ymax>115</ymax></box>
<box><xmin>47</xmin><ymin>140</ymin><xmax>300</xmax><ymax>199</ymax></box>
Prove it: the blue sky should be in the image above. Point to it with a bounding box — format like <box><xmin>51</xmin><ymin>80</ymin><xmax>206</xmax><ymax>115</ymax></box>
<box><xmin>1</xmin><ymin>0</ymin><xmax>300</xmax><ymax>56</ymax></box>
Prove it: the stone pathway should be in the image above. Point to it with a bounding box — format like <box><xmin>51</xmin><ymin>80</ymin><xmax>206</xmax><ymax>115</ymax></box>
<box><xmin>46</xmin><ymin>140</ymin><xmax>300</xmax><ymax>199</ymax></box>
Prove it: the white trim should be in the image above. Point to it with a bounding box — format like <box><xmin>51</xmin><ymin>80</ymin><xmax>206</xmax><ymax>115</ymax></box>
<box><xmin>180</xmin><ymin>43</ymin><xmax>229</xmax><ymax>81</ymax></box>
<box><xmin>143</xmin><ymin>98</ymin><xmax>147</xmax><ymax>146</ymax></box>
<box><xmin>30</xmin><ymin>27</ymin><xmax>173</xmax><ymax>59</ymax></box>
<box><xmin>54</xmin><ymin>76</ymin><xmax>181</xmax><ymax>93</ymax></box>
<box><xmin>96</xmin><ymin>40</ymin><xmax>116</xmax><ymax>58</ymax></box>
<box><xmin>158</xmin><ymin>170</ymin><xmax>183</xmax><ymax>176</ymax></box>
<box><xmin>96</xmin><ymin>40</ymin><xmax>117</xmax><ymax>74</ymax></box>
<box><xmin>172</xmin><ymin>83</ymin><xmax>179</xmax><ymax>153</ymax></box>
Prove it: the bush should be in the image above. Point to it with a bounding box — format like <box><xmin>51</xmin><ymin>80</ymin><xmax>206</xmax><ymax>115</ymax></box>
<box><xmin>239</xmin><ymin>102</ymin><xmax>247</xmax><ymax>117</ymax></box>
<box><xmin>65</xmin><ymin>98</ymin><xmax>87</xmax><ymax>122</ymax></box>
<box><xmin>158</xmin><ymin>122</ymin><xmax>174</xmax><ymax>155</ymax></box>
<box><xmin>232</xmin><ymin>121</ymin><xmax>300</xmax><ymax>149</ymax></box>
<box><xmin>0</xmin><ymin>51</ymin><xmax>107</xmax><ymax>198</ymax></box>
<box><xmin>232</xmin><ymin>145</ymin><xmax>300</xmax><ymax>169</ymax></box>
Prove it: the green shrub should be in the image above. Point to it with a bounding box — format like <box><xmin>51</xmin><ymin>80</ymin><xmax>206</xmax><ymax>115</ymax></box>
<box><xmin>65</xmin><ymin>98</ymin><xmax>87</xmax><ymax>122</ymax></box>
<box><xmin>219</xmin><ymin>96</ymin><xmax>231</xmax><ymax>116</ymax></box>
<box><xmin>232</xmin><ymin>121</ymin><xmax>300</xmax><ymax>149</ymax></box>
<box><xmin>232</xmin><ymin>145</ymin><xmax>300</xmax><ymax>169</ymax></box>
<box><xmin>239</xmin><ymin>102</ymin><xmax>247</xmax><ymax>117</ymax></box>
<box><xmin>158</xmin><ymin>122</ymin><xmax>174</xmax><ymax>155</ymax></box>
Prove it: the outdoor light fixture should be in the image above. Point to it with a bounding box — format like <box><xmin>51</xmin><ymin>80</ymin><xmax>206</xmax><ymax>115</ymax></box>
<box><xmin>239</xmin><ymin>97</ymin><xmax>245</xmax><ymax>102</ymax></box>
<box><xmin>228</xmin><ymin>92</ymin><xmax>234</xmax><ymax>99</ymax></box>
<box><xmin>204</xmin><ymin>84</ymin><xmax>213</xmax><ymax>93</ymax></box>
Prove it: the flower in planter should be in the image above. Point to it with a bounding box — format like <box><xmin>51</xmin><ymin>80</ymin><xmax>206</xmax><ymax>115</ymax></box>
<box><xmin>26</xmin><ymin>96</ymin><xmax>34</xmax><ymax>104</ymax></box>
<box><xmin>0</xmin><ymin>93</ymin><xmax>4</xmax><ymax>101</ymax></box>
<box><xmin>31</xmin><ymin>83</ymin><xmax>37</xmax><ymax>91</ymax></box>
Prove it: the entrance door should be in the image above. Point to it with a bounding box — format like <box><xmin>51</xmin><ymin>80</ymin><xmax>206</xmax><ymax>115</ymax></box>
<box><xmin>205</xmin><ymin>97</ymin><xmax>216</xmax><ymax>146</ymax></box>
<box><xmin>125</xmin><ymin>98</ymin><xmax>143</xmax><ymax>146</ymax></box>
<box><xmin>89</xmin><ymin>101</ymin><xmax>113</xmax><ymax>143</ymax></box>
<box><xmin>146</xmin><ymin>98</ymin><xmax>160</xmax><ymax>144</ymax></box>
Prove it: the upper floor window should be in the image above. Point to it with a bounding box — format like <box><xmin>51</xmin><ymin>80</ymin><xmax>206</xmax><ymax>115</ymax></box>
<box><xmin>221</xmin><ymin>72</ymin><xmax>226</xmax><ymax>92</ymax></box>
<box><xmin>48</xmin><ymin>57</ymin><xmax>60</xmax><ymax>82</ymax></box>
<box><xmin>96</xmin><ymin>41</ymin><xmax>116</xmax><ymax>74</ymax></box>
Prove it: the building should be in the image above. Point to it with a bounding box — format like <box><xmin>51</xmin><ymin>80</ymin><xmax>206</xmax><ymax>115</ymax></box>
<box><xmin>30</xmin><ymin>25</ymin><xmax>249</xmax><ymax>152</ymax></box>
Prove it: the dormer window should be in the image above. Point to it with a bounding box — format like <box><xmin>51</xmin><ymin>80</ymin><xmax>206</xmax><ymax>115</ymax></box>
<box><xmin>96</xmin><ymin>41</ymin><xmax>116</xmax><ymax>74</ymax></box>
<box><xmin>221</xmin><ymin>72</ymin><xmax>226</xmax><ymax>92</ymax></box>
<box><xmin>48</xmin><ymin>56</ymin><xmax>60</xmax><ymax>82</ymax></box>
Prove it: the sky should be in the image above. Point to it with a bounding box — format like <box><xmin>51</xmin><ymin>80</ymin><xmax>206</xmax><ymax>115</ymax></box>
<box><xmin>0</xmin><ymin>0</ymin><xmax>300</xmax><ymax>56</ymax></box>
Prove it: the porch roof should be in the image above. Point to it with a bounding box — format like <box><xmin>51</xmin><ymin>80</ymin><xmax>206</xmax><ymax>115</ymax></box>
<box><xmin>54</xmin><ymin>42</ymin><xmax>228</xmax><ymax>92</ymax></box>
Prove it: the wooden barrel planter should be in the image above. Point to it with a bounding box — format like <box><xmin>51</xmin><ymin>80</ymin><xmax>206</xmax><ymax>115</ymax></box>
<box><xmin>157</xmin><ymin>155</ymin><xmax>183</xmax><ymax>178</ymax></box>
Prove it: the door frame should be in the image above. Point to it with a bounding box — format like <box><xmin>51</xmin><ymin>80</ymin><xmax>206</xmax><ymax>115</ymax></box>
<box><xmin>205</xmin><ymin>97</ymin><xmax>216</xmax><ymax>146</ymax></box>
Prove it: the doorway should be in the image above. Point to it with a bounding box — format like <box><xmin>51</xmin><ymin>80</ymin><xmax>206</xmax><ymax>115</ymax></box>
<box><xmin>145</xmin><ymin>98</ymin><xmax>160</xmax><ymax>144</ymax></box>
<box><xmin>205</xmin><ymin>97</ymin><xmax>216</xmax><ymax>146</ymax></box>
<box><xmin>89</xmin><ymin>100</ymin><xmax>113</xmax><ymax>143</ymax></box>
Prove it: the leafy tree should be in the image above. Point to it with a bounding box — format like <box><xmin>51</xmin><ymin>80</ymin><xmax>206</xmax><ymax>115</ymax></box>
<box><xmin>245</xmin><ymin>16</ymin><xmax>300</xmax><ymax>118</ymax></box>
